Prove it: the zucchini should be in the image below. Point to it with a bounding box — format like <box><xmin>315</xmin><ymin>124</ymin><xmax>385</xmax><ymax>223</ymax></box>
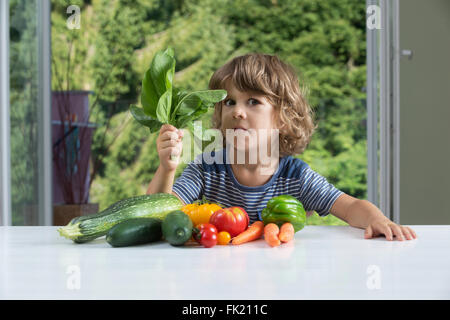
<box><xmin>162</xmin><ymin>210</ymin><xmax>193</xmax><ymax>246</ymax></box>
<box><xmin>106</xmin><ymin>218</ymin><xmax>162</xmax><ymax>247</ymax></box>
<box><xmin>58</xmin><ymin>193</ymin><xmax>182</xmax><ymax>243</ymax></box>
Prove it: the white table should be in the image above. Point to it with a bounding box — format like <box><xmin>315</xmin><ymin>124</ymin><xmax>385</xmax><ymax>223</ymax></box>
<box><xmin>0</xmin><ymin>226</ymin><xmax>449</xmax><ymax>300</ymax></box>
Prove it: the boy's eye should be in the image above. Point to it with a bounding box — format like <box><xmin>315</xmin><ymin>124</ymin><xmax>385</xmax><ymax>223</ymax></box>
<box><xmin>223</xmin><ymin>98</ymin><xmax>260</xmax><ymax>106</ymax></box>
<box><xmin>224</xmin><ymin>99</ymin><xmax>235</xmax><ymax>106</ymax></box>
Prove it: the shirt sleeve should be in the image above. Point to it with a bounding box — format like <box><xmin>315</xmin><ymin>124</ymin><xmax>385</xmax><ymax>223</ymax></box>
<box><xmin>172</xmin><ymin>161</ymin><xmax>204</xmax><ymax>205</ymax></box>
<box><xmin>297</xmin><ymin>166</ymin><xmax>344</xmax><ymax>217</ymax></box>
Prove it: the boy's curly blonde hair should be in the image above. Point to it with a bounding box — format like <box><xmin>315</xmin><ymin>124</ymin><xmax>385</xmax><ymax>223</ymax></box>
<box><xmin>208</xmin><ymin>53</ymin><xmax>317</xmax><ymax>157</ymax></box>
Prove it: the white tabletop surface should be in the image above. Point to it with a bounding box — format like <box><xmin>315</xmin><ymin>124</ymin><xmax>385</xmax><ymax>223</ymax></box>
<box><xmin>0</xmin><ymin>225</ymin><xmax>449</xmax><ymax>300</ymax></box>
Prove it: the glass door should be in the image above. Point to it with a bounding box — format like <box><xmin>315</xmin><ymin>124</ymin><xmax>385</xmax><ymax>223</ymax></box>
<box><xmin>0</xmin><ymin>0</ymin><xmax>52</xmax><ymax>225</ymax></box>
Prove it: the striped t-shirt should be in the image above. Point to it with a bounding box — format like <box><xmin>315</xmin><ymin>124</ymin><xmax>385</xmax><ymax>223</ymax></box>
<box><xmin>172</xmin><ymin>148</ymin><xmax>344</xmax><ymax>224</ymax></box>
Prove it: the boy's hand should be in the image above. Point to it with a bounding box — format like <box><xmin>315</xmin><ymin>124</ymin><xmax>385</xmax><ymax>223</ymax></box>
<box><xmin>364</xmin><ymin>217</ymin><xmax>417</xmax><ymax>241</ymax></box>
<box><xmin>157</xmin><ymin>124</ymin><xmax>184</xmax><ymax>172</ymax></box>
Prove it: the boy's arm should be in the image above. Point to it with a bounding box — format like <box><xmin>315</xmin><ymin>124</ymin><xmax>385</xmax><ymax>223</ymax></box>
<box><xmin>146</xmin><ymin>166</ymin><xmax>186</xmax><ymax>205</ymax></box>
<box><xmin>330</xmin><ymin>193</ymin><xmax>386</xmax><ymax>229</ymax></box>
<box><xmin>330</xmin><ymin>193</ymin><xmax>417</xmax><ymax>241</ymax></box>
<box><xmin>171</xmin><ymin>192</ymin><xmax>186</xmax><ymax>206</ymax></box>
<box><xmin>146</xmin><ymin>166</ymin><xmax>177</xmax><ymax>195</ymax></box>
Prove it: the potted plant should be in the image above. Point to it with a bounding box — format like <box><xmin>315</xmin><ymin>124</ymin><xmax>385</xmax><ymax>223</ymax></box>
<box><xmin>51</xmin><ymin>89</ymin><xmax>99</xmax><ymax>225</ymax></box>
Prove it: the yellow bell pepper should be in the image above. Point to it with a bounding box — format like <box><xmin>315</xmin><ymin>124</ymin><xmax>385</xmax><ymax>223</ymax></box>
<box><xmin>181</xmin><ymin>202</ymin><xmax>222</xmax><ymax>227</ymax></box>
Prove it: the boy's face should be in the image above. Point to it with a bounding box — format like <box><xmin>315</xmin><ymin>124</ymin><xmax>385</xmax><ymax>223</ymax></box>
<box><xmin>220</xmin><ymin>82</ymin><xmax>280</xmax><ymax>156</ymax></box>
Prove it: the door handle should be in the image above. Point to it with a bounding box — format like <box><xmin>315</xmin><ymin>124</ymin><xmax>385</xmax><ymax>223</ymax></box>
<box><xmin>401</xmin><ymin>49</ymin><xmax>413</xmax><ymax>60</ymax></box>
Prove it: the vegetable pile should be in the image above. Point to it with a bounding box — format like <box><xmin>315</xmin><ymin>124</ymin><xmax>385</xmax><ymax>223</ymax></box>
<box><xmin>57</xmin><ymin>193</ymin><xmax>306</xmax><ymax>248</ymax></box>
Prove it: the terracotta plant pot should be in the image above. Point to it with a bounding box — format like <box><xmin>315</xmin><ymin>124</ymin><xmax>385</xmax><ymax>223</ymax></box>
<box><xmin>53</xmin><ymin>203</ymin><xmax>99</xmax><ymax>226</ymax></box>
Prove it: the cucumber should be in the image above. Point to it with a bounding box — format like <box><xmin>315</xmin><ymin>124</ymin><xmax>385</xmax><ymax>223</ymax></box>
<box><xmin>58</xmin><ymin>193</ymin><xmax>182</xmax><ymax>243</ymax></box>
<box><xmin>106</xmin><ymin>218</ymin><xmax>162</xmax><ymax>247</ymax></box>
<box><xmin>162</xmin><ymin>210</ymin><xmax>193</xmax><ymax>246</ymax></box>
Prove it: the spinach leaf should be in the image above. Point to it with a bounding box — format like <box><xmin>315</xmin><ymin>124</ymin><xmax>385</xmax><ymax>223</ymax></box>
<box><xmin>173</xmin><ymin>90</ymin><xmax>227</xmax><ymax>116</ymax></box>
<box><xmin>176</xmin><ymin>107</ymin><xmax>210</xmax><ymax>129</ymax></box>
<box><xmin>156</xmin><ymin>89</ymin><xmax>172</xmax><ymax>123</ymax></box>
<box><xmin>149</xmin><ymin>48</ymin><xmax>175</xmax><ymax>98</ymax></box>
<box><xmin>140</xmin><ymin>68</ymin><xmax>158</xmax><ymax>118</ymax></box>
<box><xmin>170</xmin><ymin>87</ymin><xmax>189</xmax><ymax>122</ymax></box>
<box><xmin>130</xmin><ymin>105</ymin><xmax>163</xmax><ymax>133</ymax></box>
<box><xmin>141</xmin><ymin>48</ymin><xmax>175</xmax><ymax>118</ymax></box>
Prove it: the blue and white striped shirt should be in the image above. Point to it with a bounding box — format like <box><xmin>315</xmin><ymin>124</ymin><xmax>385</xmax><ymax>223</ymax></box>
<box><xmin>172</xmin><ymin>148</ymin><xmax>343</xmax><ymax>224</ymax></box>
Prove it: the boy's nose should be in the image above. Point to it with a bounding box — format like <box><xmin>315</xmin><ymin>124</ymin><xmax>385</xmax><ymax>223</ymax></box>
<box><xmin>232</xmin><ymin>105</ymin><xmax>246</xmax><ymax>119</ymax></box>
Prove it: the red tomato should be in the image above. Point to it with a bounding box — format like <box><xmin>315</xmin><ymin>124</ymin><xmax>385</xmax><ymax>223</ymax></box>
<box><xmin>193</xmin><ymin>223</ymin><xmax>218</xmax><ymax>248</ymax></box>
<box><xmin>209</xmin><ymin>207</ymin><xmax>249</xmax><ymax>238</ymax></box>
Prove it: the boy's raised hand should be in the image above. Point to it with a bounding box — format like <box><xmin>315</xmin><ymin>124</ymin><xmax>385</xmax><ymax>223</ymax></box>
<box><xmin>157</xmin><ymin>124</ymin><xmax>184</xmax><ymax>172</ymax></box>
<box><xmin>364</xmin><ymin>217</ymin><xmax>417</xmax><ymax>241</ymax></box>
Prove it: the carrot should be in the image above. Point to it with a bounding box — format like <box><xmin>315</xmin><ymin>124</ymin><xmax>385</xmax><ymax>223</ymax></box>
<box><xmin>278</xmin><ymin>222</ymin><xmax>295</xmax><ymax>243</ymax></box>
<box><xmin>231</xmin><ymin>221</ymin><xmax>264</xmax><ymax>245</ymax></box>
<box><xmin>264</xmin><ymin>223</ymin><xmax>281</xmax><ymax>247</ymax></box>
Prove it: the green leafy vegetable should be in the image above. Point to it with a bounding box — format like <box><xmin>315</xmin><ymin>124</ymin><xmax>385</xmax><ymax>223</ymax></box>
<box><xmin>130</xmin><ymin>47</ymin><xmax>227</xmax><ymax>139</ymax></box>
<box><xmin>129</xmin><ymin>105</ymin><xmax>163</xmax><ymax>132</ymax></box>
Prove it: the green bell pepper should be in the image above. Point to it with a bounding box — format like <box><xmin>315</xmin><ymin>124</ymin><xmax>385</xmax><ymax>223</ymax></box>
<box><xmin>260</xmin><ymin>195</ymin><xmax>306</xmax><ymax>232</ymax></box>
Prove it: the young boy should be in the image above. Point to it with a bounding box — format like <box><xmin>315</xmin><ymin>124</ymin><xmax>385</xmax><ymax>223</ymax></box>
<box><xmin>147</xmin><ymin>53</ymin><xmax>417</xmax><ymax>241</ymax></box>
